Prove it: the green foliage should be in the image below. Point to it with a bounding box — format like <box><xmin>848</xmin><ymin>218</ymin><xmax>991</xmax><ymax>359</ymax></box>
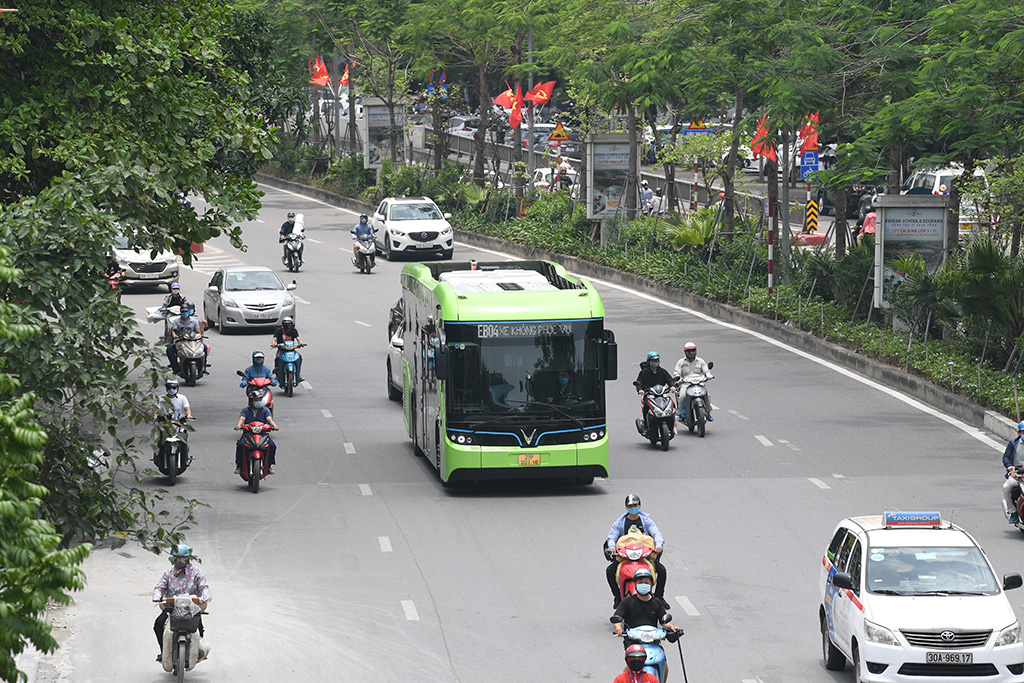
<box><xmin>661</xmin><ymin>209</ymin><xmax>717</xmax><ymax>254</ymax></box>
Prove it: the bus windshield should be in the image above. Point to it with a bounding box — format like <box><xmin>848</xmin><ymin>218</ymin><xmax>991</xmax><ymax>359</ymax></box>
<box><xmin>446</xmin><ymin>319</ymin><xmax>605</xmax><ymax>422</ymax></box>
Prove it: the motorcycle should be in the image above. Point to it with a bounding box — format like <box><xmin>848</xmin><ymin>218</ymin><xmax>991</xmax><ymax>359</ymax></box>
<box><xmin>237</xmin><ymin>370</ymin><xmax>275</xmax><ymax>415</ymax></box>
<box><xmin>159</xmin><ymin>305</ymin><xmax>181</xmax><ymax>343</ymax></box>
<box><xmin>174</xmin><ymin>330</ymin><xmax>208</xmax><ymax>387</ymax></box>
<box><xmin>635</xmin><ymin>379</ymin><xmax>680</xmax><ymax>451</ymax></box>
<box><xmin>281</xmin><ymin>212</ymin><xmax>304</xmax><ymax>272</ymax></box>
<box><xmin>154</xmin><ymin>415</ymin><xmax>195</xmax><ymax>486</ymax></box>
<box><xmin>352</xmin><ymin>234</ymin><xmax>376</xmax><ymax>273</ymax></box>
<box><xmin>275</xmin><ymin>340</ymin><xmax>306</xmax><ymax>397</ymax></box>
<box><xmin>678</xmin><ymin>362</ymin><xmax>714</xmax><ymax>438</ymax></box>
<box><xmin>158</xmin><ymin>594</ymin><xmax>207</xmax><ymax>681</ymax></box>
<box><xmin>238</xmin><ymin>420</ymin><xmax>274</xmax><ymax>493</ymax></box>
<box><xmin>1003</xmin><ymin>464</ymin><xmax>1024</xmax><ymax>533</ymax></box>
<box><xmin>605</xmin><ymin>530</ymin><xmax>659</xmax><ymax>603</ymax></box>
<box><xmin>107</xmin><ymin>271</ymin><xmax>123</xmax><ymax>304</ymax></box>
<box><xmin>609</xmin><ymin>624</ymin><xmax>679</xmax><ymax>683</ymax></box>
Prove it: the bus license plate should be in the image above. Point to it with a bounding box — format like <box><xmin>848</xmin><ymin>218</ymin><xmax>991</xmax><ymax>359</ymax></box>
<box><xmin>518</xmin><ymin>454</ymin><xmax>541</xmax><ymax>466</ymax></box>
<box><xmin>927</xmin><ymin>652</ymin><xmax>972</xmax><ymax>664</ymax></box>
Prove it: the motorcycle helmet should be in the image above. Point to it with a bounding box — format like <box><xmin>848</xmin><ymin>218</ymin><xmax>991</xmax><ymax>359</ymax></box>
<box><xmin>625</xmin><ymin>645</ymin><xmax>648</xmax><ymax>672</ymax></box>
<box><xmin>171</xmin><ymin>282</ymin><xmax>181</xmax><ymax>290</ymax></box>
<box><xmin>104</xmin><ymin>251</ymin><xmax>115</xmax><ymax>261</ymax></box>
<box><xmin>624</xmin><ymin>493</ymin><xmax>641</xmax><ymax>508</ymax></box>
<box><xmin>287</xmin><ymin>211</ymin><xmax>296</xmax><ymax>222</ymax></box>
<box><xmin>179</xmin><ymin>308</ymin><xmax>190</xmax><ymax>320</ymax></box>
<box><xmin>633</xmin><ymin>567</ymin><xmax>655</xmax><ymax>584</ymax></box>
<box><xmin>282</xmin><ymin>317</ymin><xmax>294</xmax><ymax>327</ymax></box>
<box><xmin>359</xmin><ymin>214</ymin><xmax>368</xmax><ymax>222</ymax></box>
<box><xmin>165</xmin><ymin>379</ymin><xmax>179</xmax><ymax>396</ymax></box>
<box><xmin>1018</xmin><ymin>421</ymin><xmax>1024</xmax><ymax>432</ymax></box>
<box><xmin>170</xmin><ymin>544</ymin><xmax>192</xmax><ymax>561</ymax></box>
<box><xmin>252</xmin><ymin>350</ymin><xmax>265</xmax><ymax>366</ymax></box>
<box><xmin>684</xmin><ymin>341</ymin><xmax>697</xmax><ymax>360</ymax></box>
<box><xmin>646</xmin><ymin>351</ymin><xmax>660</xmax><ymax>368</ymax></box>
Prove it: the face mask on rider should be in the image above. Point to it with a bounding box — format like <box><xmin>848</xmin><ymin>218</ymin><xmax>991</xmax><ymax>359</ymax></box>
<box><xmin>167</xmin><ymin>389</ymin><xmax>177</xmax><ymax>397</ymax></box>
<box><xmin>172</xmin><ymin>559</ymin><xmax>189</xmax><ymax>572</ymax></box>
<box><xmin>559</xmin><ymin>377</ymin><xmax>569</xmax><ymax>386</ymax></box>
<box><xmin>626</xmin><ymin>506</ymin><xmax>640</xmax><ymax>516</ymax></box>
<box><xmin>636</xmin><ymin>583</ymin><xmax>652</xmax><ymax>596</ymax></box>
<box><xmin>628</xmin><ymin>658</ymin><xmax>646</xmax><ymax>673</ymax></box>
<box><xmin>649</xmin><ymin>360</ymin><xmax>660</xmax><ymax>368</ymax></box>
<box><xmin>252</xmin><ymin>400</ymin><xmax>264</xmax><ymax>409</ymax></box>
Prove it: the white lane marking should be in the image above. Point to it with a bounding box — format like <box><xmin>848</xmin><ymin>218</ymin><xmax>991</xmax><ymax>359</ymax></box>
<box><xmin>359</xmin><ymin>483</ymin><xmax>372</xmax><ymax>496</ymax></box>
<box><xmin>674</xmin><ymin>595</ymin><xmax>700</xmax><ymax>617</ymax></box>
<box><xmin>809</xmin><ymin>478</ymin><xmax>831</xmax><ymax>489</ymax></box>
<box><xmin>401</xmin><ymin>600</ymin><xmax>420</xmax><ymax>621</ymax></box>
<box><xmin>293</xmin><ymin>295</ymin><xmax>311</xmax><ymax>305</ymax></box>
<box><xmin>754</xmin><ymin>435</ymin><xmax>773</xmax><ymax>447</ymax></box>
<box><xmin>459</xmin><ymin>242</ymin><xmax>1004</xmax><ymax>451</ymax></box>
<box><xmin>305</xmin><ymin>237</ymin><xmax>322</xmax><ymax>244</ymax></box>
<box><xmin>320</xmin><ymin>409</ymin><xmax>333</xmax><ymax>418</ymax></box>
<box><xmin>832</xmin><ymin>473</ymin><xmax>845</xmax><ymax>479</ymax></box>
<box><xmin>354</xmin><ymin>320</ymin><xmax>371</xmax><ymax>327</ymax></box>
<box><xmin>258</xmin><ymin>182</ymin><xmax>362</xmax><ymax>212</ymax></box>
<box><xmin>778</xmin><ymin>439</ymin><xmax>801</xmax><ymax>451</ymax></box>
<box><xmin>301</xmin><ymin>380</ymin><xmax>313</xmax><ymax>389</ymax></box>
<box><xmin>379</xmin><ymin>536</ymin><xmax>393</xmax><ymax>552</ymax></box>
<box><xmin>344</xmin><ymin>442</ymin><xmax>355</xmax><ymax>454</ymax></box>
<box><xmin>728</xmin><ymin>409</ymin><xmax>749</xmax><ymax>420</ymax></box>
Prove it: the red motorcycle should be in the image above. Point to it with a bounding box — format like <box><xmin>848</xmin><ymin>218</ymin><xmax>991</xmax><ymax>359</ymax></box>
<box><xmin>238</xmin><ymin>421</ymin><xmax>274</xmax><ymax>493</ymax></box>
<box><xmin>606</xmin><ymin>533</ymin><xmax>658</xmax><ymax>600</ymax></box>
<box><xmin>237</xmin><ymin>371</ymin><xmax>275</xmax><ymax>415</ymax></box>
<box><xmin>107</xmin><ymin>271</ymin><xmax>123</xmax><ymax>304</ymax></box>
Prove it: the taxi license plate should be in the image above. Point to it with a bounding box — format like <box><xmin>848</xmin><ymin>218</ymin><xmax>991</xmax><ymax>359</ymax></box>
<box><xmin>249</xmin><ymin>312</ymin><xmax>276</xmax><ymax>320</ymax></box>
<box><xmin>518</xmin><ymin>454</ymin><xmax>541</xmax><ymax>466</ymax></box>
<box><xmin>139</xmin><ymin>272</ymin><xmax>160</xmax><ymax>279</ymax></box>
<box><xmin>927</xmin><ymin>652</ymin><xmax>972</xmax><ymax>664</ymax></box>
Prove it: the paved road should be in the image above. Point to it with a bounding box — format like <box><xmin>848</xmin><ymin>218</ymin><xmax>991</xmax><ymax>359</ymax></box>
<box><xmin>34</xmin><ymin>184</ymin><xmax>1012</xmax><ymax>683</ymax></box>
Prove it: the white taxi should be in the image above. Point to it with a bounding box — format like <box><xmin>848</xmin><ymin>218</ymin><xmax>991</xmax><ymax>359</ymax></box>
<box><xmin>820</xmin><ymin>512</ymin><xmax>1024</xmax><ymax>682</ymax></box>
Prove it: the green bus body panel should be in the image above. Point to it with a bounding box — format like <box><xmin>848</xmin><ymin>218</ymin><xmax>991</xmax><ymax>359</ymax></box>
<box><xmin>441</xmin><ymin>436</ymin><xmax>610</xmax><ymax>481</ymax></box>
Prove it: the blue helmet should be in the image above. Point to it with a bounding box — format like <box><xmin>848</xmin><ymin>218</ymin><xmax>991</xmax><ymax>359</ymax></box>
<box><xmin>1018</xmin><ymin>421</ymin><xmax>1024</xmax><ymax>432</ymax></box>
<box><xmin>170</xmin><ymin>544</ymin><xmax>192</xmax><ymax>559</ymax></box>
<box><xmin>646</xmin><ymin>351</ymin><xmax>659</xmax><ymax>360</ymax></box>
<box><xmin>633</xmin><ymin>567</ymin><xmax>654</xmax><ymax>584</ymax></box>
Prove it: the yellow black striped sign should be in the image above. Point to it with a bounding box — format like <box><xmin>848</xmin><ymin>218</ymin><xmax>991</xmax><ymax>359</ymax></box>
<box><xmin>805</xmin><ymin>199</ymin><xmax>819</xmax><ymax>233</ymax></box>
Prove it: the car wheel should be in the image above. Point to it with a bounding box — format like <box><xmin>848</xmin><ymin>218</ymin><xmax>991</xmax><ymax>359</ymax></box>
<box><xmin>205</xmin><ymin>306</ymin><xmax>215</xmax><ymax>329</ymax></box>
<box><xmin>821</xmin><ymin>613</ymin><xmax>845</xmax><ymax>671</ymax></box>
<box><xmin>816</xmin><ymin>191</ymin><xmax>830</xmax><ymax>216</ymax></box>
<box><xmin>383</xmin><ymin>236</ymin><xmax>393</xmax><ymax>261</ymax></box>
<box><xmin>852</xmin><ymin>644</ymin><xmax>863</xmax><ymax>683</ymax></box>
<box><xmin>218</xmin><ymin>308</ymin><xmax>230</xmax><ymax>335</ymax></box>
<box><xmin>387</xmin><ymin>360</ymin><xmax>401</xmax><ymax>401</ymax></box>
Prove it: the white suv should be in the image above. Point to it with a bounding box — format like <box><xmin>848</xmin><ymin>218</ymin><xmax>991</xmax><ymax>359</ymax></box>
<box><xmin>820</xmin><ymin>512</ymin><xmax>1024</xmax><ymax>682</ymax></box>
<box><xmin>372</xmin><ymin>196</ymin><xmax>454</xmax><ymax>260</ymax></box>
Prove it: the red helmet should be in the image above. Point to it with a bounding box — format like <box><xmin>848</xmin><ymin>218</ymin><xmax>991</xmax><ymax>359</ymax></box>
<box><xmin>625</xmin><ymin>644</ymin><xmax>647</xmax><ymax>672</ymax></box>
<box><xmin>684</xmin><ymin>341</ymin><xmax>697</xmax><ymax>359</ymax></box>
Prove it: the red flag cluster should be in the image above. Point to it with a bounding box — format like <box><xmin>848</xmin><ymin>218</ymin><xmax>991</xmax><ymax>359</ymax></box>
<box><xmin>799</xmin><ymin>111</ymin><xmax>820</xmax><ymax>154</ymax></box>
<box><xmin>495</xmin><ymin>80</ymin><xmax>557</xmax><ymax>129</ymax></box>
<box><xmin>309</xmin><ymin>56</ymin><xmax>329</xmax><ymax>86</ymax></box>
<box><xmin>750</xmin><ymin>113</ymin><xmax>777</xmax><ymax>162</ymax></box>
<box><xmin>339</xmin><ymin>63</ymin><xmax>350</xmax><ymax>86</ymax></box>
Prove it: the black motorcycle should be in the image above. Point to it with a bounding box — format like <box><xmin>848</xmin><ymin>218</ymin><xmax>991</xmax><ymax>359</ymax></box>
<box><xmin>635</xmin><ymin>379</ymin><xmax>680</xmax><ymax>451</ymax></box>
<box><xmin>154</xmin><ymin>414</ymin><xmax>195</xmax><ymax>485</ymax></box>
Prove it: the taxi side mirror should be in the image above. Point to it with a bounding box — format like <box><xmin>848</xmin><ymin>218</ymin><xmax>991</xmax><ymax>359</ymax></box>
<box><xmin>831</xmin><ymin>572</ymin><xmax>854</xmax><ymax>590</ymax></box>
<box><xmin>1004</xmin><ymin>573</ymin><xmax>1023</xmax><ymax>590</ymax></box>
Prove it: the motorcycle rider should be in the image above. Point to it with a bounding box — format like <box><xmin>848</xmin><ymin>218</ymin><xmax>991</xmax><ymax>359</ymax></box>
<box><xmin>239</xmin><ymin>350</ymin><xmax>278</xmax><ymax>391</ymax></box>
<box><xmin>606</xmin><ymin>494</ymin><xmax>668</xmax><ymax>607</ymax></box>
<box><xmin>673</xmin><ymin>341</ymin><xmax>714</xmax><ymax>422</ymax></box>
<box><xmin>351</xmin><ymin>214</ymin><xmax>375</xmax><ymax>261</ymax></box>
<box><xmin>234</xmin><ymin>390</ymin><xmax>279</xmax><ymax>475</ymax></box>
<box><xmin>1002</xmin><ymin>421</ymin><xmax>1024</xmax><ymax>522</ymax></box>
<box><xmin>103</xmin><ymin>251</ymin><xmax>124</xmax><ymax>279</ymax></box>
<box><xmin>614</xmin><ymin>644</ymin><xmax>660</xmax><ymax>683</ymax></box>
<box><xmin>270</xmin><ymin>317</ymin><xmax>305</xmax><ymax>383</ymax></box>
<box><xmin>639</xmin><ymin>180</ymin><xmax>653</xmax><ymax>213</ymax></box>
<box><xmin>160</xmin><ymin>282</ymin><xmax>189</xmax><ymax>313</ymax></box>
<box><xmin>156</xmin><ymin>379</ymin><xmax>192</xmax><ymax>421</ymax></box>
<box><xmin>165</xmin><ymin>306</ymin><xmax>209</xmax><ymax>376</ymax></box>
<box><xmin>152</xmin><ymin>544</ymin><xmax>211</xmax><ymax>663</ymax></box>
<box><xmin>611</xmin><ymin>567</ymin><xmax>678</xmax><ymax>645</ymax></box>
<box><xmin>636</xmin><ymin>352</ymin><xmax>674</xmax><ymax>424</ymax></box>
<box><xmin>280</xmin><ymin>211</ymin><xmax>304</xmax><ymax>265</ymax></box>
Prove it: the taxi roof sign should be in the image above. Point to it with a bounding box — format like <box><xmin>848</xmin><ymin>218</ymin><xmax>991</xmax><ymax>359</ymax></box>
<box><xmin>883</xmin><ymin>511</ymin><xmax>942</xmax><ymax>528</ymax></box>
<box><xmin>548</xmin><ymin>122</ymin><xmax>570</xmax><ymax>142</ymax></box>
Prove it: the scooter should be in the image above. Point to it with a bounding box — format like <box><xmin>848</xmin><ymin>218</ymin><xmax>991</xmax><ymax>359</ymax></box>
<box><xmin>174</xmin><ymin>330</ymin><xmax>209</xmax><ymax>387</ymax></box>
<box><xmin>609</xmin><ymin>624</ymin><xmax>679</xmax><ymax>683</ymax></box>
<box><xmin>237</xmin><ymin>370</ymin><xmax>275</xmax><ymax>415</ymax></box>
<box><xmin>154</xmin><ymin>415</ymin><xmax>195</xmax><ymax>486</ymax></box>
<box><xmin>158</xmin><ymin>594</ymin><xmax>207</xmax><ymax>681</ymax></box>
<box><xmin>238</xmin><ymin>421</ymin><xmax>274</xmax><ymax>493</ymax></box>
<box><xmin>1003</xmin><ymin>464</ymin><xmax>1024</xmax><ymax>533</ymax></box>
<box><xmin>107</xmin><ymin>271</ymin><xmax>123</xmax><ymax>304</ymax></box>
<box><xmin>353</xmin><ymin>234</ymin><xmax>376</xmax><ymax>273</ymax></box>
<box><xmin>635</xmin><ymin>380</ymin><xmax>680</xmax><ymax>451</ymax></box>
<box><xmin>678</xmin><ymin>362</ymin><xmax>714</xmax><ymax>438</ymax></box>
<box><xmin>160</xmin><ymin>305</ymin><xmax>181</xmax><ymax>343</ymax></box>
<box><xmin>282</xmin><ymin>233</ymin><xmax>304</xmax><ymax>272</ymax></box>
<box><xmin>274</xmin><ymin>340</ymin><xmax>306</xmax><ymax>397</ymax></box>
<box><xmin>605</xmin><ymin>530</ymin><xmax>659</xmax><ymax>604</ymax></box>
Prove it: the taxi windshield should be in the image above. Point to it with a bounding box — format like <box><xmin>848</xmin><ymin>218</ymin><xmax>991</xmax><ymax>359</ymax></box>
<box><xmin>867</xmin><ymin>546</ymin><xmax>998</xmax><ymax>595</ymax></box>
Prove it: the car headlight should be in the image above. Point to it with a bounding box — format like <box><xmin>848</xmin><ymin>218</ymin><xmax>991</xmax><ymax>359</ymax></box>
<box><xmin>221</xmin><ymin>298</ymin><xmax>238</xmax><ymax>308</ymax></box>
<box><xmin>391</xmin><ymin>228</ymin><xmax>406</xmax><ymax>237</ymax></box>
<box><xmin>283</xmin><ymin>296</ymin><xmax>294</xmax><ymax>307</ymax></box>
<box><xmin>117</xmin><ymin>258</ymin><xmax>128</xmax><ymax>267</ymax></box>
<box><xmin>996</xmin><ymin>622</ymin><xmax>1021</xmax><ymax>647</ymax></box>
<box><xmin>441</xmin><ymin>225</ymin><xmax>452</xmax><ymax>235</ymax></box>
<box><xmin>864</xmin><ymin>619</ymin><xmax>900</xmax><ymax>646</ymax></box>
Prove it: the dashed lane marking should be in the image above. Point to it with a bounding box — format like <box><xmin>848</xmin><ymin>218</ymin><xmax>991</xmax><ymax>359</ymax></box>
<box><xmin>674</xmin><ymin>595</ymin><xmax>700</xmax><ymax>617</ymax></box>
<box><xmin>301</xmin><ymin>380</ymin><xmax>313</xmax><ymax>389</ymax></box>
<box><xmin>832</xmin><ymin>473</ymin><xmax>845</xmax><ymax>479</ymax></box>
<box><xmin>293</xmin><ymin>295</ymin><xmax>311</xmax><ymax>305</ymax></box>
<box><xmin>359</xmin><ymin>483</ymin><xmax>372</xmax><ymax>496</ymax></box>
<box><xmin>379</xmin><ymin>536</ymin><xmax>393</xmax><ymax>552</ymax></box>
<box><xmin>754</xmin><ymin>435</ymin><xmax>773</xmax><ymax>447</ymax></box>
<box><xmin>320</xmin><ymin>409</ymin><xmax>333</xmax><ymax>418</ymax></box>
<box><xmin>344</xmin><ymin>443</ymin><xmax>355</xmax><ymax>454</ymax></box>
<box><xmin>808</xmin><ymin>478</ymin><xmax>831</xmax><ymax>489</ymax></box>
<box><xmin>728</xmin><ymin>409</ymin><xmax>749</xmax><ymax>421</ymax></box>
<box><xmin>305</xmin><ymin>237</ymin><xmax>322</xmax><ymax>244</ymax></box>
<box><xmin>777</xmin><ymin>439</ymin><xmax>801</xmax><ymax>451</ymax></box>
<box><xmin>401</xmin><ymin>600</ymin><xmax>420</xmax><ymax>621</ymax></box>
<box><xmin>354</xmin><ymin>320</ymin><xmax>371</xmax><ymax>327</ymax></box>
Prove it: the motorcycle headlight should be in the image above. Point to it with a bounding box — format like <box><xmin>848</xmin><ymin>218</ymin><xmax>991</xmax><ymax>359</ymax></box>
<box><xmin>626</xmin><ymin>548</ymin><xmax>642</xmax><ymax>560</ymax></box>
<box><xmin>996</xmin><ymin>622</ymin><xmax>1021</xmax><ymax>647</ymax></box>
<box><xmin>864</xmin><ymin>619</ymin><xmax>900</xmax><ymax>646</ymax></box>
<box><xmin>638</xmin><ymin>631</ymin><xmax>657</xmax><ymax>643</ymax></box>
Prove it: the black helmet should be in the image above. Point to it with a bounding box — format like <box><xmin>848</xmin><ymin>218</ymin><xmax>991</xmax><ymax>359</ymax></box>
<box><xmin>104</xmin><ymin>251</ymin><xmax>115</xmax><ymax>260</ymax></box>
<box><xmin>625</xmin><ymin>493</ymin><xmax>641</xmax><ymax>508</ymax></box>
<box><xmin>359</xmin><ymin>214</ymin><xmax>368</xmax><ymax>221</ymax></box>
<box><xmin>287</xmin><ymin>212</ymin><xmax>295</xmax><ymax>219</ymax></box>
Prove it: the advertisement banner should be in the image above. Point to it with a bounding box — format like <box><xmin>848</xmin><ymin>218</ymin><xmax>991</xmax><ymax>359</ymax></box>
<box><xmin>362</xmin><ymin>98</ymin><xmax>404</xmax><ymax>169</ymax></box>
<box><xmin>873</xmin><ymin>196</ymin><xmax>949</xmax><ymax>309</ymax></box>
<box><xmin>586</xmin><ymin>134</ymin><xmax>633</xmax><ymax>220</ymax></box>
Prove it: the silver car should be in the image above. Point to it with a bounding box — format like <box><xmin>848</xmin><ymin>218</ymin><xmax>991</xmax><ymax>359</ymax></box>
<box><xmin>112</xmin><ymin>235</ymin><xmax>179</xmax><ymax>291</ymax></box>
<box><xmin>202</xmin><ymin>266</ymin><xmax>296</xmax><ymax>332</ymax></box>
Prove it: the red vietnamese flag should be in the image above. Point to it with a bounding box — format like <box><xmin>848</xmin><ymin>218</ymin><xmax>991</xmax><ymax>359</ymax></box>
<box><xmin>525</xmin><ymin>80</ymin><xmax>556</xmax><ymax>106</ymax></box>
<box><xmin>309</xmin><ymin>56</ymin><xmax>329</xmax><ymax>86</ymax></box>
<box><xmin>798</xmin><ymin>110</ymin><xmax>820</xmax><ymax>154</ymax></box>
<box><xmin>493</xmin><ymin>83</ymin><xmax>514</xmax><ymax>108</ymax></box>
<box><xmin>508</xmin><ymin>84</ymin><xmax>525</xmax><ymax>128</ymax></box>
<box><xmin>750</xmin><ymin>113</ymin><xmax>777</xmax><ymax>162</ymax></box>
<box><xmin>338</xmin><ymin>63</ymin><xmax>349</xmax><ymax>86</ymax></box>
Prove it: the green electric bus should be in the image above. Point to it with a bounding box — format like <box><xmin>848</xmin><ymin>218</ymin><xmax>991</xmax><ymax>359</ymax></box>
<box><xmin>397</xmin><ymin>259</ymin><xmax>617</xmax><ymax>484</ymax></box>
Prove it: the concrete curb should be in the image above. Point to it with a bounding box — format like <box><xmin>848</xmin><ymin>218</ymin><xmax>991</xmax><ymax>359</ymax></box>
<box><xmin>253</xmin><ymin>173</ymin><xmax>1019</xmax><ymax>442</ymax></box>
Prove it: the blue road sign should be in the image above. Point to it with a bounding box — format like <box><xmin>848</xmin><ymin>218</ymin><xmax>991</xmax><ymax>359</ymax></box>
<box><xmin>801</xmin><ymin>151</ymin><xmax>819</xmax><ymax>166</ymax></box>
<box><xmin>800</xmin><ymin>165</ymin><xmax>818</xmax><ymax>180</ymax></box>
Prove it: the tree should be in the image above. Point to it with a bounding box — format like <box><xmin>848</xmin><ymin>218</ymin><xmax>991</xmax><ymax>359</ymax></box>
<box><xmin>0</xmin><ymin>0</ymin><xmax>271</xmax><ymax>549</ymax></box>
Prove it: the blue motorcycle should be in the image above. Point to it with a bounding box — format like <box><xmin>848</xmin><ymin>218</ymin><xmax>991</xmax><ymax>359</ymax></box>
<box><xmin>275</xmin><ymin>340</ymin><xmax>305</xmax><ymax>397</ymax></box>
<box><xmin>614</xmin><ymin>625</ymin><xmax>679</xmax><ymax>682</ymax></box>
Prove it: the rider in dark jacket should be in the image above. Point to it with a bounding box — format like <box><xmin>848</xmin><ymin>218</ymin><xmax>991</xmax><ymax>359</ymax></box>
<box><xmin>636</xmin><ymin>352</ymin><xmax>673</xmax><ymax>422</ymax></box>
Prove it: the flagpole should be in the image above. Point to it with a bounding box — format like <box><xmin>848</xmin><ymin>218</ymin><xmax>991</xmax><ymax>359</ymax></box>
<box><xmin>527</xmin><ymin>26</ymin><xmax>535</xmax><ymax>189</ymax></box>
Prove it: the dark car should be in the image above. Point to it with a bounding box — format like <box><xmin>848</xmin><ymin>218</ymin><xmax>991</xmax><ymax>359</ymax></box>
<box><xmin>816</xmin><ymin>184</ymin><xmax>887</xmax><ymax>219</ymax></box>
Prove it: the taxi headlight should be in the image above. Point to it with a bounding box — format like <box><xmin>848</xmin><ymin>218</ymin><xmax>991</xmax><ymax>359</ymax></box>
<box><xmin>996</xmin><ymin>622</ymin><xmax>1021</xmax><ymax>647</ymax></box>
<box><xmin>864</xmin><ymin>619</ymin><xmax>899</xmax><ymax>646</ymax></box>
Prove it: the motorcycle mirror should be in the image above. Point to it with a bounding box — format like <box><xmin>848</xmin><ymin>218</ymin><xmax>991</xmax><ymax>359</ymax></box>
<box><xmin>1004</xmin><ymin>573</ymin><xmax>1023</xmax><ymax>590</ymax></box>
<box><xmin>236</xmin><ymin>370</ymin><xmax>244</xmax><ymax>377</ymax></box>
<box><xmin>609</xmin><ymin>615</ymin><xmax>623</xmax><ymax>624</ymax></box>
<box><xmin>707</xmin><ymin>361</ymin><xmax>714</xmax><ymax>370</ymax></box>
<box><xmin>660</xmin><ymin>613</ymin><xmax>673</xmax><ymax>624</ymax></box>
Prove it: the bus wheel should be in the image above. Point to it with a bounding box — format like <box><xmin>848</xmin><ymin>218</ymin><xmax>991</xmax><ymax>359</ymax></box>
<box><xmin>576</xmin><ymin>476</ymin><xmax>594</xmax><ymax>485</ymax></box>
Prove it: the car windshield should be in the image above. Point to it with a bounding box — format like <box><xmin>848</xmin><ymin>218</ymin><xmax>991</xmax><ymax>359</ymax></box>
<box><xmin>225</xmin><ymin>271</ymin><xmax>284</xmax><ymax>292</ymax></box>
<box><xmin>113</xmin><ymin>235</ymin><xmax>131</xmax><ymax>250</ymax></box>
<box><xmin>389</xmin><ymin>203</ymin><xmax>442</xmax><ymax>221</ymax></box>
<box><xmin>867</xmin><ymin>546</ymin><xmax>999</xmax><ymax>595</ymax></box>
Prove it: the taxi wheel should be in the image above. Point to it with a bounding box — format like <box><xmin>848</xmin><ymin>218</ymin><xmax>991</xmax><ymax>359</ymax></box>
<box><xmin>852</xmin><ymin>644</ymin><xmax>863</xmax><ymax>683</ymax></box>
<box><xmin>821</xmin><ymin>614</ymin><xmax>845</xmax><ymax>671</ymax></box>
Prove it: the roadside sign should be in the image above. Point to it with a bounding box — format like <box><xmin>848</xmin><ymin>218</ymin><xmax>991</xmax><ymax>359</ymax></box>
<box><xmin>800</xmin><ymin>165</ymin><xmax>818</xmax><ymax>180</ymax></box>
<box><xmin>801</xmin><ymin>151</ymin><xmax>819</xmax><ymax>166</ymax></box>
<box><xmin>548</xmin><ymin>122</ymin><xmax>570</xmax><ymax>142</ymax></box>
<box><xmin>682</xmin><ymin>119</ymin><xmax>711</xmax><ymax>136</ymax></box>
<box><xmin>805</xmin><ymin>199</ymin><xmax>819</xmax><ymax>233</ymax></box>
